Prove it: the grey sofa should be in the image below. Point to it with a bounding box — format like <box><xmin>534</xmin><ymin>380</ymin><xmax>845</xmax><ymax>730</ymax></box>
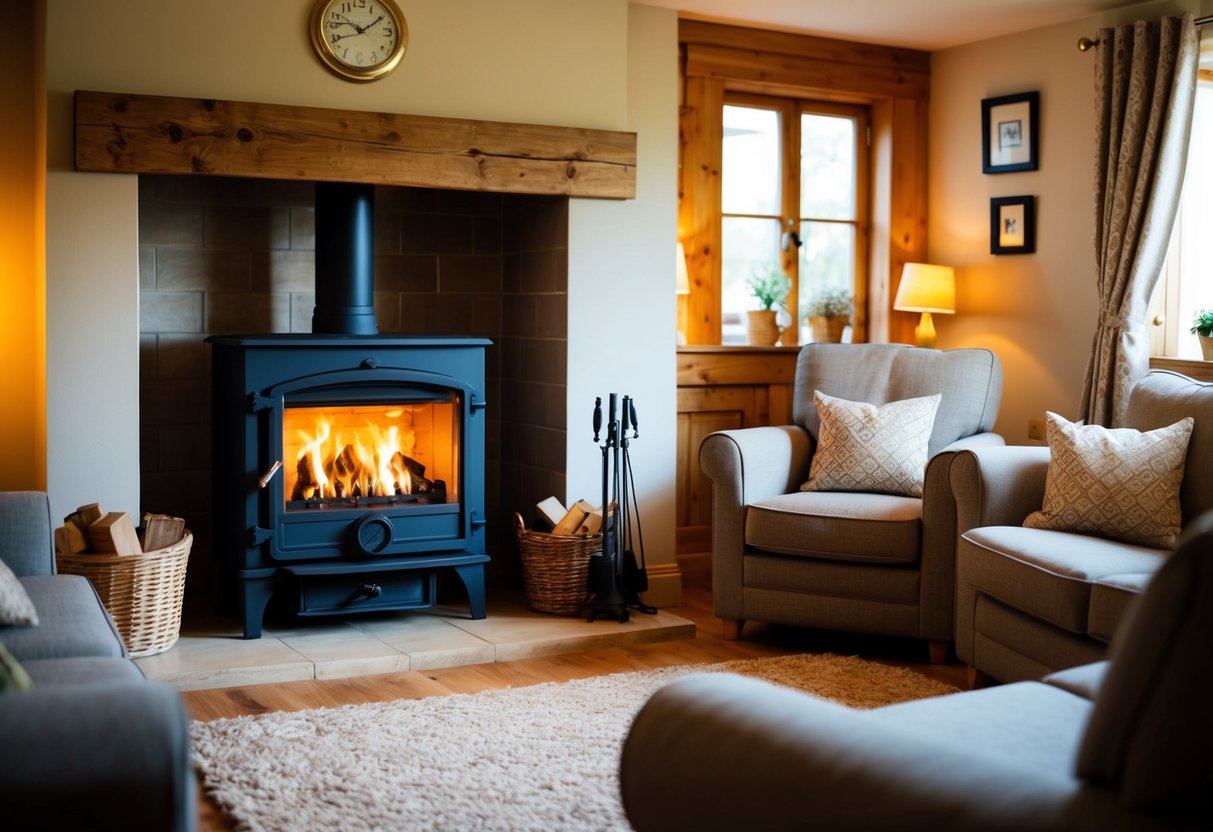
<box><xmin>698</xmin><ymin>344</ymin><xmax>1002</xmax><ymax>659</ymax></box>
<box><xmin>0</xmin><ymin>491</ymin><xmax>195</xmax><ymax>832</ymax></box>
<box><xmin>951</xmin><ymin>370</ymin><xmax>1212</xmax><ymax>683</ymax></box>
<box><xmin>620</xmin><ymin>509</ymin><xmax>1213</xmax><ymax>831</ymax></box>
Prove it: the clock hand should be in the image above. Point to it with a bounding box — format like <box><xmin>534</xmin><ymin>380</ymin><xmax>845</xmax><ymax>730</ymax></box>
<box><xmin>327</xmin><ymin>12</ymin><xmax>360</xmax><ymax>31</ymax></box>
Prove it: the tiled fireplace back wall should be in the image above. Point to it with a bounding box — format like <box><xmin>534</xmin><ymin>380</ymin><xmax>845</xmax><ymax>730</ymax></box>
<box><xmin>138</xmin><ymin>174</ymin><xmax>568</xmax><ymax>594</ymax></box>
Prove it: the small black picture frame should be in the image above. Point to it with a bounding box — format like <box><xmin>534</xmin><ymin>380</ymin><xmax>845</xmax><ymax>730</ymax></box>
<box><xmin>990</xmin><ymin>195</ymin><xmax>1035</xmax><ymax>254</ymax></box>
<box><xmin>982</xmin><ymin>91</ymin><xmax>1039</xmax><ymax>174</ymax></box>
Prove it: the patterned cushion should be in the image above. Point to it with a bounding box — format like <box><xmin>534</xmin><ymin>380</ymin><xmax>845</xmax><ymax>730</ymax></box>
<box><xmin>801</xmin><ymin>391</ymin><xmax>941</xmax><ymax>497</ymax></box>
<box><xmin>1024</xmin><ymin>411</ymin><xmax>1193</xmax><ymax>548</ymax></box>
<box><xmin>0</xmin><ymin>559</ymin><xmax>39</xmax><ymax>626</ymax></box>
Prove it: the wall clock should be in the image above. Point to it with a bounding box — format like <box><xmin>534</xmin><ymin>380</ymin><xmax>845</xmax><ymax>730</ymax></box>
<box><xmin>310</xmin><ymin>0</ymin><xmax>408</xmax><ymax>82</ymax></box>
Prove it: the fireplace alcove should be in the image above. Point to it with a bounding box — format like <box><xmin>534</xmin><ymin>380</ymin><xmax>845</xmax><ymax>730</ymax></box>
<box><xmin>102</xmin><ymin>91</ymin><xmax>637</xmax><ymax>606</ymax></box>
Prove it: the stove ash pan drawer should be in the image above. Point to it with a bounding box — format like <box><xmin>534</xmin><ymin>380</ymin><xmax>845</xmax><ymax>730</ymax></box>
<box><xmin>297</xmin><ymin>571</ymin><xmax>435</xmax><ymax>615</ymax></box>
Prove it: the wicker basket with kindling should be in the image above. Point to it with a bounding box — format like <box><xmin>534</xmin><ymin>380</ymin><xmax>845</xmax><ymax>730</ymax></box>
<box><xmin>514</xmin><ymin>513</ymin><xmax>600</xmax><ymax>615</ymax></box>
<box><xmin>56</xmin><ymin>532</ymin><xmax>192</xmax><ymax>657</ymax></box>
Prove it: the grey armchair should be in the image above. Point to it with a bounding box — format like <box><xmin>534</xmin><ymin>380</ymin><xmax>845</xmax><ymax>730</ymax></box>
<box><xmin>951</xmin><ymin>370</ymin><xmax>1213</xmax><ymax>683</ymax></box>
<box><xmin>698</xmin><ymin>343</ymin><xmax>1003</xmax><ymax>659</ymax></box>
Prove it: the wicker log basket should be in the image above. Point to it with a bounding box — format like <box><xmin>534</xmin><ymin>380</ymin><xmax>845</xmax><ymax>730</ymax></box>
<box><xmin>514</xmin><ymin>513</ymin><xmax>600</xmax><ymax>615</ymax></box>
<box><xmin>56</xmin><ymin>532</ymin><xmax>192</xmax><ymax>657</ymax></box>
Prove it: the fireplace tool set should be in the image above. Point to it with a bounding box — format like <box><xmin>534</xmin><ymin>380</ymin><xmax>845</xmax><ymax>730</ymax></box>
<box><xmin>584</xmin><ymin>394</ymin><xmax>658</xmax><ymax>623</ymax></box>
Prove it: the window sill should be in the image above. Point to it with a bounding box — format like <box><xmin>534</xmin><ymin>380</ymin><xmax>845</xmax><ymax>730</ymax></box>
<box><xmin>1150</xmin><ymin>356</ymin><xmax>1213</xmax><ymax>382</ymax></box>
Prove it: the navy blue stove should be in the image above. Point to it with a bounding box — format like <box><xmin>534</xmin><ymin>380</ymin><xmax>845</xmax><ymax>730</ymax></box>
<box><xmin>208</xmin><ymin>183</ymin><xmax>490</xmax><ymax>638</ymax></box>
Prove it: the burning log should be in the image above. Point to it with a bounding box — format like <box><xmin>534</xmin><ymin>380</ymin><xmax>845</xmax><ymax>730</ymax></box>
<box><xmin>293</xmin><ymin>455</ymin><xmax>318</xmax><ymax>501</ymax></box>
<box><xmin>334</xmin><ymin>445</ymin><xmax>359</xmax><ymax>479</ymax></box>
<box><xmin>391</xmin><ymin>451</ymin><xmax>426</xmax><ymax>479</ymax></box>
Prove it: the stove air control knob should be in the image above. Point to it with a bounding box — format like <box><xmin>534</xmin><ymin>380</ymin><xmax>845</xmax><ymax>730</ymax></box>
<box><xmin>354</xmin><ymin>512</ymin><xmax>395</xmax><ymax>555</ymax></box>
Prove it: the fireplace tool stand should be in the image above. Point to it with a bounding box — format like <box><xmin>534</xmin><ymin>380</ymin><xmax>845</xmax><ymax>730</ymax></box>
<box><xmin>584</xmin><ymin>394</ymin><xmax>657</xmax><ymax>622</ymax></box>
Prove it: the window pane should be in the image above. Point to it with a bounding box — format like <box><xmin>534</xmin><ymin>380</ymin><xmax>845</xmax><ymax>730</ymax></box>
<box><xmin>1176</xmin><ymin>84</ymin><xmax>1213</xmax><ymax>360</ymax></box>
<box><xmin>798</xmin><ymin>221</ymin><xmax>854</xmax><ymax>342</ymax></box>
<box><xmin>722</xmin><ymin>217</ymin><xmax>782</xmax><ymax>344</ymax></box>
<box><xmin>801</xmin><ymin>113</ymin><xmax>856</xmax><ymax>220</ymax></box>
<box><xmin>723</xmin><ymin>105</ymin><xmax>781</xmax><ymax>216</ymax></box>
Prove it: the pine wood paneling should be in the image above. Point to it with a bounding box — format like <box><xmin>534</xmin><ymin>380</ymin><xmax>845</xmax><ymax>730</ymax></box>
<box><xmin>676</xmin><ymin>347</ymin><xmax>799</xmax><ymax>553</ymax></box>
<box><xmin>680</xmin><ymin>76</ymin><xmax>725</xmax><ymax>344</ymax></box>
<box><xmin>74</xmin><ymin>91</ymin><xmax>637</xmax><ymax>199</ymax></box>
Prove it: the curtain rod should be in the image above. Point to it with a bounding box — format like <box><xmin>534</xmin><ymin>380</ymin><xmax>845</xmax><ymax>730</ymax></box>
<box><xmin>1078</xmin><ymin>14</ymin><xmax>1212</xmax><ymax>51</ymax></box>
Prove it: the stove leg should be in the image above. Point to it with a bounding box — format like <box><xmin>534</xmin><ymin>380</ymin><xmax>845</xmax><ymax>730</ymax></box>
<box><xmin>450</xmin><ymin>563</ymin><xmax>487</xmax><ymax>619</ymax></box>
<box><xmin>239</xmin><ymin>575</ymin><xmax>275</xmax><ymax>639</ymax></box>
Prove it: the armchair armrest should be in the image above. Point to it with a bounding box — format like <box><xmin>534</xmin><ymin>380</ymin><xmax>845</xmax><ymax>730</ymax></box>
<box><xmin>918</xmin><ymin>431</ymin><xmax>1006</xmax><ymax>642</ymax></box>
<box><xmin>698</xmin><ymin>426</ymin><xmax>811</xmax><ymax>618</ymax></box>
<box><xmin>951</xmin><ymin>445</ymin><xmax>1051</xmax><ymax>534</ymax></box>
<box><xmin>621</xmin><ymin>673</ymin><xmax>1127</xmax><ymax>832</ymax></box>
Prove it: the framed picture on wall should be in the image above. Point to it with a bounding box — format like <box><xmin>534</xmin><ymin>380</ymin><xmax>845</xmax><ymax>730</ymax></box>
<box><xmin>990</xmin><ymin>195</ymin><xmax>1035</xmax><ymax>254</ymax></box>
<box><xmin>982</xmin><ymin>91</ymin><xmax>1039</xmax><ymax>173</ymax></box>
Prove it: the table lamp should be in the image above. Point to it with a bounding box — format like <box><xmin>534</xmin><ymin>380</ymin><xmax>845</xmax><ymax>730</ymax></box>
<box><xmin>893</xmin><ymin>262</ymin><xmax>955</xmax><ymax>348</ymax></box>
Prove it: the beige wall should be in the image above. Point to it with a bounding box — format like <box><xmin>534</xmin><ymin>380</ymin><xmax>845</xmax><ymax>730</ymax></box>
<box><xmin>929</xmin><ymin>0</ymin><xmax>1212</xmax><ymax>443</ymax></box>
<box><xmin>42</xmin><ymin>0</ymin><xmax>679</xmax><ymax>598</ymax></box>
<box><xmin>0</xmin><ymin>1</ymin><xmax>44</xmax><ymax>491</ymax></box>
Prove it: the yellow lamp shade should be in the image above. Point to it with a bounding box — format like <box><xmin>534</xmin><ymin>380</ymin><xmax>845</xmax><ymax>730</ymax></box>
<box><xmin>894</xmin><ymin>263</ymin><xmax>955</xmax><ymax>348</ymax></box>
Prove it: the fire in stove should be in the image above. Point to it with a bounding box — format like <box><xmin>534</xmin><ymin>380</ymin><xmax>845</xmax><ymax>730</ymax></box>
<box><xmin>282</xmin><ymin>402</ymin><xmax>459</xmax><ymax>510</ymax></box>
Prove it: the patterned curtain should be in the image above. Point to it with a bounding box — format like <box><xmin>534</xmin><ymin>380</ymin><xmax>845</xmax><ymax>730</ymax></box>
<box><xmin>1080</xmin><ymin>14</ymin><xmax>1199</xmax><ymax>427</ymax></box>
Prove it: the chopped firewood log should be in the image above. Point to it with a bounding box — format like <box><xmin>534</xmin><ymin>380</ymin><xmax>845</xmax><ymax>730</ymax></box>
<box><xmin>553</xmin><ymin>499</ymin><xmax>597</xmax><ymax>536</ymax></box>
<box><xmin>535</xmin><ymin>496</ymin><xmax>566</xmax><ymax>531</ymax></box>
<box><xmin>140</xmin><ymin>513</ymin><xmax>185</xmax><ymax>552</ymax></box>
<box><xmin>74</xmin><ymin>503</ymin><xmax>104</xmax><ymax>528</ymax></box>
<box><xmin>55</xmin><ymin>521</ymin><xmax>89</xmax><ymax>554</ymax></box>
<box><xmin>575</xmin><ymin>509</ymin><xmax>604</xmax><ymax>537</ymax></box>
<box><xmin>88</xmin><ymin>512</ymin><xmax>142</xmax><ymax>555</ymax></box>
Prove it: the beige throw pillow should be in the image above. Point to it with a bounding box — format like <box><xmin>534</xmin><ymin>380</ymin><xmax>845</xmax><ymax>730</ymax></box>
<box><xmin>802</xmin><ymin>391</ymin><xmax>941</xmax><ymax>498</ymax></box>
<box><xmin>0</xmin><ymin>559</ymin><xmax>39</xmax><ymax>626</ymax></box>
<box><xmin>1024</xmin><ymin>411</ymin><xmax>1193</xmax><ymax>548</ymax></box>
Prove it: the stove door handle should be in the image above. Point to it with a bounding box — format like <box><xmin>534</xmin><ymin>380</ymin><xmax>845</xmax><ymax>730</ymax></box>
<box><xmin>258</xmin><ymin>459</ymin><xmax>283</xmax><ymax>489</ymax></box>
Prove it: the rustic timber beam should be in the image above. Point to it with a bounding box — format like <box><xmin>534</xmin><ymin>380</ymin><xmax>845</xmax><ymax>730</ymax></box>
<box><xmin>684</xmin><ymin>44</ymin><xmax>929</xmax><ymax>102</ymax></box>
<box><xmin>74</xmin><ymin>90</ymin><xmax>637</xmax><ymax>199</ymax></box>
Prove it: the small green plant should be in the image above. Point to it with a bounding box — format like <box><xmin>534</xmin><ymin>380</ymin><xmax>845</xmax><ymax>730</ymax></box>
<box><xmin>807</xmin><ymin>287</ymin><xmax>853</xmax><ymax>320</ymax></box>
<box><xmin>1190</xmin><ymin>309</ymin><xmax>1213</xmax><ymax>338</ymax></box>
<box><xmin>747</xmin><ymin>268</ymin><xmax>791</xmax><ymax>311</ymax></box>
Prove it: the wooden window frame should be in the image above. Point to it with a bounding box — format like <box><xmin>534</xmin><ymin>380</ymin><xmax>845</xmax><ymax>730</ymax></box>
<box><xmin>678</xmin><ymin>19</ymin><xmax>929</xmax><ymax>347</ymax></box>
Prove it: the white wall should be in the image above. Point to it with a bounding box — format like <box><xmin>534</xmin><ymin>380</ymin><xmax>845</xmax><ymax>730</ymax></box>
<box><xmin>43</xmin><ymin>0</ymin><xmax>679</xmax><ymax>584</ymax></box>
<box><xmin>567</xmin><ymin>4</ymin><xmax>679</xmax><ymax>595</ymax></box>
<box><xmin>929</xmin><ymin>0</ymin><xmax>1212</xmax><ymax>443</ymax></box>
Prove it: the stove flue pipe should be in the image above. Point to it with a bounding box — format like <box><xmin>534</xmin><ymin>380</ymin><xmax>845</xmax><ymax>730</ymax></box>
<box><xmin>313</xmin><ymin>181</ymin><xmax>378</xmax><ymax>335</ymax></box>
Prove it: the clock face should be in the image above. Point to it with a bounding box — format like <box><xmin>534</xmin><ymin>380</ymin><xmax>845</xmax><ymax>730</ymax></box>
<box><xmin>311</xmin><ymin>0</ymin><xmax>408</xmax><ymax>81</ymax></box>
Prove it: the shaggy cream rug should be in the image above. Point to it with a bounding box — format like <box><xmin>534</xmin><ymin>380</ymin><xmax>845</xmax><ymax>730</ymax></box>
<box><xmin>192</xmin><ymin>653</ymin><xmax>956</xmax><ymax>831</ymax></box>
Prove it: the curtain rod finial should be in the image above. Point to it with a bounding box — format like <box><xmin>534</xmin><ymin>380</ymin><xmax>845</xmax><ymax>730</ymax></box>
<box><xmin>1077</xmin><ymin>36</ymin><xmax>1099</xmax><ymax>52</ymax></box>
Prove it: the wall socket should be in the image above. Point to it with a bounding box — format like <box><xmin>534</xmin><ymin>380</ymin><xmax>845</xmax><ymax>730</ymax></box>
<box><xmin>1027</xmin><ymin>418</ymin><xmax>1045</xmax><ymax>441</ymax></box>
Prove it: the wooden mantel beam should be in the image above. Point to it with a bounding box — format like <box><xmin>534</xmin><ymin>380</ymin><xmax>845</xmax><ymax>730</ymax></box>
<box><xmin>74</xmin><ymin>90</ymin><xmax>637</xmax><ymax>199</ymax></box>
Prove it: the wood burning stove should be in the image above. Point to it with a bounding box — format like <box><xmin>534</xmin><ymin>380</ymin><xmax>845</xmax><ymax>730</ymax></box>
<box><xmin>209</xmin><ymin>182</ymin><xmax>490</xmax><ymax>638</ymax></box>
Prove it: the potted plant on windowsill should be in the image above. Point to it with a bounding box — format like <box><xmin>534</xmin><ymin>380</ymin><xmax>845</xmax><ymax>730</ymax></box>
<box><xmin>746</xmin><ymin>269</ymin><xmax>791</xmax><ymax>346</ymax></box>
<box><xmin>1192</xmin><ymin>309</ymin><xmax>1213</xmax><ymax>361</ymax></box>
<box><xmin>806</xmin><ymin>287</ymin><xmax>852</xmax><ymax>343</ymax></box>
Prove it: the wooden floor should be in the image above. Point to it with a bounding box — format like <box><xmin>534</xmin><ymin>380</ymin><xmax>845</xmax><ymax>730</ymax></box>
<box><xmin>185</xmin><ymin>583</ymin><xmax>969</xmax><ymax>831</ymax></box>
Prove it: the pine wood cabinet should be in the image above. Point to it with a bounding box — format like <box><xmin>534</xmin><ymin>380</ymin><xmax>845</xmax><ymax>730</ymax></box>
<box><xmin>676</xmin><ymin>346</ymin><xmax>800</xmax><ymax>554</ymax></box>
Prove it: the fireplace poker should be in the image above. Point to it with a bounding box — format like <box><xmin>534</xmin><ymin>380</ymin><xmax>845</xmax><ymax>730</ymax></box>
<box><xmin>620</xmin><ymin>397</ymin><xmax>656</xmax><ymax>615</ymax></box>
<box><xmin>585</xmin><ymin>394</ymin><xmax>629</xmax><ymax>623</ymax></box>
